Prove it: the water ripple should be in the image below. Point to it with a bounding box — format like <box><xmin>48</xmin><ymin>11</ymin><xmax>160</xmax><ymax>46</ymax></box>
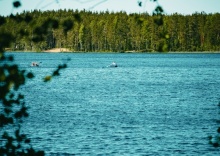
<box><xmin>13</xmin><ymin>53</ymin><xmax>220</xmax><ymax>155</ymax></box>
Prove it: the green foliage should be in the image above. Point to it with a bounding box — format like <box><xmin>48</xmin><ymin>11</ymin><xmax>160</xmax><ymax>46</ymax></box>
<box><xmin>1</xmin><ymin>10</ymin><xmax>219</xmax><ymax>52</ymax></box>
<box><xmin>208</xmin><ymin>102</ymin><xmax>220</xmax><ymax>147</ymax></box>
<box><xmin>0</xmin><ymin>53</ymin><xmax>45</xmax><ymax>155</ymax></box>
<box><xmin>13</xmin><ymin>1</ymin><xmax>21</xmax><ymax>8</ymax></box>
<box><xmin>208</xmin><ymin>128</ymin><xmax>220</xmax><ymax>147</ymax></box>
<box><xmin>0</xmin><ymin>16</ymin><xmax>6</xmax><ymax>26</ymax></box>
<box><xmin>0</xmin><ymin>1</ymin><xmax>69</xmax><ymax>155</ymax></box>
<box><xmin>62</xmin><ymin>19</ymin><xmax>74</xmax><ymax>35</ymax></box>
<box><xmin>44</xmin><ymin>63</ymin><xmax>68</xmax><ymax>82</ymax></box>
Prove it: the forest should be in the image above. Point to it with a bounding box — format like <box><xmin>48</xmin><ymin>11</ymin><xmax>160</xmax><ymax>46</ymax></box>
<box><xmin>0</xmin><ymin>9</ymin><xmax>220</xmax><ymax>52</ymax></box>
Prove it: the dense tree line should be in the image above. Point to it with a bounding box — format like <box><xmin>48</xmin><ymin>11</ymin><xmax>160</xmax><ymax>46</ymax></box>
<box><xmin>0</xmin><ymin>9</ymin><xmax>220</xmax><ymax>52</ymax></box>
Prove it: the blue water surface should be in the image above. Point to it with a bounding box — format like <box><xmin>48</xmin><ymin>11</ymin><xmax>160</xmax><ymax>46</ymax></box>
<box><xmin>8</xmin><ymin>52</ymin><xmax>220</xmax><ymax>155</ymax></box>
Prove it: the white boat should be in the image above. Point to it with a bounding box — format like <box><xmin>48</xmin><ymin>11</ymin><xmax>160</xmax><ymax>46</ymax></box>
<box><xmin>109</xmin><ymin>62</ymin><xmax>117</xmax><ymax>67</ymax></box>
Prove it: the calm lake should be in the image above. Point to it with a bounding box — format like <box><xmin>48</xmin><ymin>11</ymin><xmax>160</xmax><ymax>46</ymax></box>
<box><xmin>9</xmin><ymin>52</ymin><xmax>220</xmax><ymax>155</ymax></box>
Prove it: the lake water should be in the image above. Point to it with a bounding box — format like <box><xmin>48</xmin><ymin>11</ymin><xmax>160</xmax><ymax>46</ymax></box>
<box><xmin>8</xmin><ymin>52</ymin><xmax>220</xmax><ymax>155</ymax></box>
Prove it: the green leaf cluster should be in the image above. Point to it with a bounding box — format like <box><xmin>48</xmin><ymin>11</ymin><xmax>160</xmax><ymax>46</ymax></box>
<box><xmin>0</xmin><ymin>2</ymin><xmax>68</xmax><ymax>156</ymax></box>
<box><xmin>0</xmin><ymin>54</ymin><xmax>45</xmax><ymax>155</ymax></box>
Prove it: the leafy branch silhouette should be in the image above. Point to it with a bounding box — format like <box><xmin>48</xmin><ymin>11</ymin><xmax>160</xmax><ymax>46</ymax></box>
<box><xmin>0</xmin><ymin>1</ymin><xmax>70</xmax><ymax>155</ymax></box>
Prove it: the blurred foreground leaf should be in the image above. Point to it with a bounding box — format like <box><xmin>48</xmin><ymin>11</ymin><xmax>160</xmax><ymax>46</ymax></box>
<box><xmin>13</xmin><ymin>1</ymin><xmax>21</xmax><ymax>8</ymax></box>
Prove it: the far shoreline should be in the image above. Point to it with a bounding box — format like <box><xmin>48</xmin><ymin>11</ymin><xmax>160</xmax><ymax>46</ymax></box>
<box><xmin>4</xmin><ymin>48</ymin><xmax>220</xmax><ymax>54</ymax></box>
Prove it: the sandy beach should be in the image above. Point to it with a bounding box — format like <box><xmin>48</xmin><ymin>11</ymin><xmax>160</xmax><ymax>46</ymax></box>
<box><xmin>44</xmin><ymin>48</ymin><xmax>71</xmax><ymax>52</ymax></box>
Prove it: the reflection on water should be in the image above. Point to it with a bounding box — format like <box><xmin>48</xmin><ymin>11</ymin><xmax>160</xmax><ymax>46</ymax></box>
<box><xmin>11</xmin><ymin>52</ymin><xmax>220</xmax><ymax>155</ymax></box>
